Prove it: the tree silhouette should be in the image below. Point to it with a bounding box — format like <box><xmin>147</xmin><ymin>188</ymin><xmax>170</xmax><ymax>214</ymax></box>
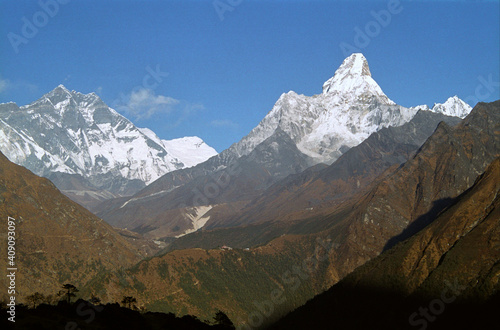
<box><xmin>121</xmin><ymin>296</ymin><xmax>137</xmax><ymax>309</ymax></box>
<box><xmin>59</xmin><ymin>284</ymin><xmax>79</xmax><ymax>304</ymax></box>
<box><xmin>89</xmin><ymin>294</ymin><xmax>101</xmax><ymax>305</ymax></box>
<box><xmin>43</xmin><ymin>294</ymin><xmax>57</xmax><ymax>305</ymax></box>
<box><xmin>26</xmin><ymin>292</ymin><xmax>45</xmax><ymax>309</ymax></box>
<box><xmin>213</xmin><ymin>310</ymin><xmax>234</xmax><ymax>328</ymax></box>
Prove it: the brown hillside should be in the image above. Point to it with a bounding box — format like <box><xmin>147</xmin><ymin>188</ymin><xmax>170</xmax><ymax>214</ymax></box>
<box><xmin>0</xmin><ymin>151</ymin><xmax>141</xmax><ymax>302</ymax></box>
<box><xmin>272</xmin><ymin>157</ymin><xmax>500</xmax><ymax>330</ymax></box>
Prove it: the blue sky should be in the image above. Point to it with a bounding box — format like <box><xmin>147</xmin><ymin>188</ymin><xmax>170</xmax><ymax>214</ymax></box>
<box><xmin>1</xmin><ymin>0</ymin><xmax>499</xmax><ymax>152</ymax></box>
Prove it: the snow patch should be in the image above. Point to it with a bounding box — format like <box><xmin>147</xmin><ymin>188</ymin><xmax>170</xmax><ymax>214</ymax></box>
<box><xmin>175</xmin><ymin>205</ymin><xmax>214</xmax><ymax>238</ymax></box>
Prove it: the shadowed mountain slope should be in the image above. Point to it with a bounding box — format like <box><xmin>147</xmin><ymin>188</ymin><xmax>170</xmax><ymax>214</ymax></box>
<box><xmin>271</xmin><ymin>157</ymin><xmax>500</xmax><ymax>330</ymax></box>
<box><xmin>169</xmin><ymin>102</ymin><xmax>498</xmax><ymax>253</ymax></box>
<box><xmin>96</xmin><ymin>128</ymin><xmax>316</xmax><ymax>238</ymax></box>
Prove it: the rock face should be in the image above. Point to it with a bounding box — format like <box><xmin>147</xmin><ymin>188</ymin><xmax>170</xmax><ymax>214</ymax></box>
<box><xmin>302</xmin><ymin>101</ymin><xmax>499</xmax><ymax>281</ymax></box>
<box><xmin>0</xmin><ymin>85</ymin><xmax>217</xmax><ymax>207</ymax></box>
<box><xmin>0</xmin><ymin>150</ymin><xmax>141</xmax><ymax>302</ymax></box>
<box><xmin>169</xmin><ymin>100</ymin><xmax>500</xmax><ymax>301</ymax></box>
<box><xmin>98</xmin><ymin>53</ymin><xmax>472</xmax><ymax>239</ymax></box>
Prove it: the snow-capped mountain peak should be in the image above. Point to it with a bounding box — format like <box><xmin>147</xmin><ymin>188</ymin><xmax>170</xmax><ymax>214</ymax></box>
<box><xmin>55</xmin><ymin>84</ymin><xmax>70</xmax><ymax>92</ymax></box>
<box><xmin>330</xmin><ymin>52</ymin><xmax>371</xmax><ymax>79</ymax></box>
<box><xmin>162</xmin><ymin>136</ymin><xmax>218</xmax><ymax>168</ymax></box>
<box><xmin>138</xmin><ymin>127</ymin><xmax>218</xmax><ymax>168</ymax></box>
<box><xmin>219</xmin><ymin>53</ymin><xmax>414</xmax><ymax>165</ymax></box>
<box><xmin>322</xmin><ymin>53</ymin><xmax>395</xmax><ymax>105</ymax></box>
<box><xmin>0</xmin><ymin>86</ymin><xmax>218</xmax><ymax>195</ymax></box>
<box><xmin>430</xmin><ymin>96</ymin><xmax>472</xmax><ymax>119</ymax></box>
<box><xmin>219</xmin><ymin>53</ymin><xmax>471</xmax><ymax>167</ymax></box>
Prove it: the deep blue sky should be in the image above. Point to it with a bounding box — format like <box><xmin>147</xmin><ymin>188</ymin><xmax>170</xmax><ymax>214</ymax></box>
<box><xmin>1</xmin><ymin>0</ymin><xmax>499</xmax><ymax>152</ymax></box>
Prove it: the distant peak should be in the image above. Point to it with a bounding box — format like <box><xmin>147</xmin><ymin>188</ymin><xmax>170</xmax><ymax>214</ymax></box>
<box><xmin>321</xmin><ymin>53</ymin><xmax>393</xmax><ymax>104</ymax></box>
<box><xmin>444</xmin><ymin>95</ymin><xmax>464</xmax><ymax>105</ymax></box>
<box><xmin>338</xmin><ymin>53</ymin><xmax>371</xmax><ymax>77</ymax></box>
<box><xmin>42</xmin><ymin>85</ymin><xmax>72</xmax><ymax>100</ymax></box>
<box><xmin>46</xmin><ymin>85</ymin><xmax>103</xmax><ymax>102</ymax></box>
<box><xmin>322</xmin><ymin>53</ymin><xmax>374</xmax><ymax>94</ymax></box>
<box><xmin>435</xmin><ymin>95</ymin><xmax>469</xmax><ymax>108</ymax></box>
<box><xmin>431</xmin><ymin>96</ymin><xmax>472</xmax><ymax>119</ymax></box>
<box><xmin>55</xmin><ymin>84</ymin><xmax>70</xmax><ymax>93</ymax></box>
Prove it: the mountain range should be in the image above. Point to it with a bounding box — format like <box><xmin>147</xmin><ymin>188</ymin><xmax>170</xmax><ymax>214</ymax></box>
<box><xmin>84</xmin><ymin>100</ymin><xmax>500</xmax><ymax>328</ymax></box>
<box><xmin>0</xmin><ymin>86</ymin><xmax>217</xmax><ymax>208</ymax></box>
<box><xmin>1</xmin><ymin>52</ymin><xmax>497</xmax><ymax>330</ymax></box>
<box><xmin>94</xmin><ymin>53</ymin><xmax>472</xmax><ymax>239</ymax></box>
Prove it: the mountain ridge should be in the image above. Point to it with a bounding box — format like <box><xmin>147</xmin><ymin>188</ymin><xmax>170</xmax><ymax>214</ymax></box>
<box><xmin>83</xmin><ymin>101</ymin><xmax>498</xmax><ymax>329</ymax></box>
<box><xmin>0</xmin><ymin>85</ymin><xmax>217</xmax><ymax>207</ymax></box>
<box><xmin>271</xmin><ymin>156</ymin><xmax>500</xmax><ymax>330</ymax></box>
<box><xmin>0</xmin><ymin>149</ymin><xmax>142</xmax><ymax>302</ymax></box>
<box><xmin>98</xmin><ymin>53</ymin><xmax>473</xmax><ymax>239</ymax></box>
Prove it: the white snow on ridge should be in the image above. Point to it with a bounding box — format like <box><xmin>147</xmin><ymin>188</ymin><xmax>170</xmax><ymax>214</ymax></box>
<box><xmin>224</xmin><ymin>53</ymin><xmax>416</xmax><ymax>164</ymax></box>
<box><xmin>220</xmin><ymin>53</ymin><xmax>472</xmax><ymax>165</ymax></box>
<box><xmin>322</xmin><ymin>53</ymin><xmax>395</xmax><ymax>105</ymax></box>
<box><xmin>138</xmin><ymin>127</ymin><xmax>165</xmax><ymax>147</ymax></box>
<box><xmin>0</xmin><ymin>85</ymin><xmax>218</xmax><ymax>189</ymax></box>
<box><xmin>162</xmin><ymin>136</ymin><xmax>218</xmax><ymax>168</ymax></box>
<box><xmin>430</xmin><ymin>96</ymin><xmax>472</xmax><ymax>119</ymax></box>
<box><xmin>408</xmin><ymin>96</ymin><xmax>472</xmax><ymax>119</ymax></box>
<box><xmin>0</xmin><ymin>118</ymin><xmax>73</xmax><ymax>174</ymax></box>
<box><xmin>139</xmin><ymin>128</ymin><xmax>217</xmax><ymax>168</ymax></box>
